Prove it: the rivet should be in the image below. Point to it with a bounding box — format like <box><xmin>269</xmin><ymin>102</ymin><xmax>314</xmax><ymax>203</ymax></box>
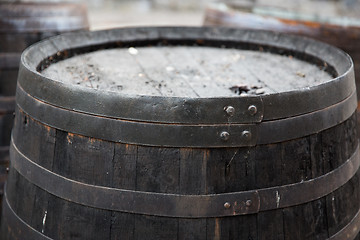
<box><xmin>242</xmin><ymin>130</ymin><xmax>252</xmax><ymax>140</ymax></box>
<box><xmin>224</xmin><ymin>106</ymin><xmax>235</xmax><ymax>116</ymax></box>
<box><xmin>224</xmin><ymin>202</ymin><xmax>231</xmax><ymax>209</ymax></box>
<box><xmin>220</xmin><ymin>131</ymin><xmax>230</xmax><ymax>141</ymax></box>
<box><xmin>246</xmin><ymin>200</ymin><xmax>252</xmax><ymax>207</ymax></box>
<box><xmin>248</xmin><ymin>105</ymin><xmax>257</xmax><ymax>115</ymax></box>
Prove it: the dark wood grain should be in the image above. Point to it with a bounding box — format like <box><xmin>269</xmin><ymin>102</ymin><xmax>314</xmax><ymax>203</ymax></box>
<box><xmin>2</xmin><ymin>108</ymin><xmax>359</xmax><ymax>240</ymax></box>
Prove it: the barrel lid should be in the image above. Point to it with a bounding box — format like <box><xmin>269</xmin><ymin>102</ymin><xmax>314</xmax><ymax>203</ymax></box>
<box><xmin>18</xmin><ymin>27</ymin><xmax>355</xmax><ymax>124</ymax></box>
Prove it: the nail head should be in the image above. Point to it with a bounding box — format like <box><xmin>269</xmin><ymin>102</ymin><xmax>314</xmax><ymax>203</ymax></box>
<box><xmin>224</xmin><ymin>106</ymin><xmax>235</xmax><ymax>116</ymax></box>
<box><xmin>220</xmin><ymin>131</ymin><xmax>230</xmax><ymax>141</ymax></box>
<box><xmin>242</xmin><ymin>130</ymin><xmax>252</xmax><ymax>140</ymax></box>
<box><xmin>248</xmin><ymin>105</ymin><xmax>257</xmax><ymax>115</ymax></box>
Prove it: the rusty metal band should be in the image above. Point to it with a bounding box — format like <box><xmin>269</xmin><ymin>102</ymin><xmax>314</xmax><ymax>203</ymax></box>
<box><xmin>18</xmin><ymin>27</ymin><xmax>355</xmax><ymax>124</ymax></box>
<box><xmin>2</xmin><ymin>190</ymin><xmax>52</xmax><ymax>240</ymax></box>
<box><xmin>0</xmin><ymin>52</ymin><xmax>21</xmax><ymax>69</ymax></box>
<box><xmin>10</xmin><ymin>139</ymin><xmax>360</xmax><ymax>218</ymax></box>
<box><xmin>15</xmin><ymin>84</ymin><xmax>357</xmax><ymax>147</ymax></box>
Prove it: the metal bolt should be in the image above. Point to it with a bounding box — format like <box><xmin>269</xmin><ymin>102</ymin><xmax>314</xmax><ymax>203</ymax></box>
<box><xmin>248</xmin><ymin>105</ymin><xmax>257</xmax><ymax>115</ymax></box>
<box><xmin>246</xmin><ymin>200</ymin><xmax>252</xmax><ymax>207</ymax></box>
<box><xmin>6</xmin><ymin>167</ymin><xmax>9</xmax><ymax>173</ymax></box>
<box><xmin>220</xmin><ymin>131</ymin><xmax>230</xmax><ymax>141</ymax></box>
<box><xmin>242</xmin><ymin>130</ymin><xmax>252</xmax><ymax>140</ymax></box>
<box><xmin>224</xmin><ymin>202</ymin><xmax>231</xmax><ymax>209</ymax></box>
<box><xmin>224</xmin><ymin>106</ymin><xmax>235</xmax><ymax>116</ymax></box>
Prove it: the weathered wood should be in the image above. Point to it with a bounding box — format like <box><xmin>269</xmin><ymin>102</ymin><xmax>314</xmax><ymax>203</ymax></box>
<box><xmin>1</xmin><ymin>27</ymin><xmax>359</xmax><ymax>240</ymax></box>
<box><xmin>3</xmin><ymin>108</ymin><xmax>358</xmax><ymax>240</ymax></box>
<box><xmin>42</xmin><ymin>47</ymin><xmax>333</xmax><ymax>97</ymax></box>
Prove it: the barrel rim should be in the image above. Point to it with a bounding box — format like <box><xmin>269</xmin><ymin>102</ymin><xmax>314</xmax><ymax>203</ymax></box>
<box><xmin>18</xmin><ymin>26</ymin><xmax>355</xmax><ymax>124</ymax></box>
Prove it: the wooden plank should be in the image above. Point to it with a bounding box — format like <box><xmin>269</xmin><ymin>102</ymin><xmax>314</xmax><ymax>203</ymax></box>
<box><xmin>134</xmin><ymin>146</ymin><xmax>180</xmax><ymax>239</ymax></box>
<box><xmin>109</xmin><ymin>143</ymin><xmax>137</xmax><ymax>240</ymax></box>
<box><xmin>5</xmin><ymin>111</ymin><xmax>57</xmax><ymax>235</ymax></box>
<box><xmin>206</xmin><ymin>147</ymin><xmax>258</xmax><ymax>239</ymax></box>
<box><xmin>283</xmin><ymin>199</ymin><xmax>328</xmax><ymax>240</ymax></box>
<box><xmin>325</xmin><ymin>113</ymin><xmax>359</xmax><ymax>236</ymax></box>
<box><xmin>47</xmin><ymin>126</ymin><xmax>115</xmax><ymax>238</ymax></box>
<box><xmin>12</xmin><ymin>110</ymin><xmax>55</xmax><ymax>169</ymax></box>
<box><xmin>136</xmin><ymin>146</ymin><xmax>180</xmax><ymax>194</ymax></box>
<box><xmin>45</xmin><ymin>194</ymin><xmax>112</xmax><ymax>240</ymax></box>
<box><xmin>281</xmin><ymin>137</ymin><xmax>328</xmax><ymax>239</ymax></box>
<box><xmin>134</xmin><ymin>215</ymin><xmax>178</xmax><ymax>240</ymax></box>
<box><xmin>178</xmin><ymin>148</ymin><xmax>207</xmax><ymax>239</ymax></box>
<box><xmin>325</xmin><ymin>171</ymin><xmax>360</xmax><ymax>237</ymax></box>
<box><xmin>52</xmin><ymin>131</ymin><xmax>114</xmax><ymax>186</ymax></box>
<box><xmin>254</xmin><ymin>143</ymin><xmax>284</xmax><ymax>239</ymax></box>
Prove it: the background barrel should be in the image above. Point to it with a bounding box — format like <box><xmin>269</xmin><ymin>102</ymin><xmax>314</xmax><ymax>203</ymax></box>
<box><xmin>0</xmin><ymin>1</ymin><xmax>89</xmax><ymax>210</ymax></box>
<box><xmin>1</xmin><ymin>27</ymin><xmax>359</xmax><ymax>240</ymax></box>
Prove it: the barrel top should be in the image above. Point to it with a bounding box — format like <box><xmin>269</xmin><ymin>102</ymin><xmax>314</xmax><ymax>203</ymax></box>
<box><xmin>18</xmin><ymin>27</ymin><xmax>355</xmax><ymax>125</ymax></box>
<box><xmin>41</xmin><ymin>46</ymin><xmax>333</xmax><ymax>98</ymax></box>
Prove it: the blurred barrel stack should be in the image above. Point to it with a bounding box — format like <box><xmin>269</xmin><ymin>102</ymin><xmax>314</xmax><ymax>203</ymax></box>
<box><xmin>204</xmin><ymin>0</ymin><xmax>360</xmax><ymax>131</ymax></box>
<box><xmin>0</xmin><ymin>0</ymin><xmax>89</xmax><ymax>211</ymax></box>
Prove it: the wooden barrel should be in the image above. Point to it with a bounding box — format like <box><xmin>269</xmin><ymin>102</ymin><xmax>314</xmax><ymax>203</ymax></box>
<box><xmin>204</xmin><ymin>2</ymin><xmax>360</xmax><ymax>133</ymax></box>
<box><xmin>1</xmin><ymin>27</ymin><xmax>359</xmax><ymax>239</ymax></box>
<box><xmin>0</xmin><ymin>2</ymin><xmax>89</xmax><ymax>211</ymax></box>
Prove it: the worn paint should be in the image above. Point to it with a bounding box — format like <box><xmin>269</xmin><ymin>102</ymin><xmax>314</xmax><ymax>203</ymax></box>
<box><xmin>41</xmin><ymin>210</ymin><xmax>47</xmax><ymax>234</ymax></box>
<box><xmin>66</xmin><ymin>133</ymin><xmax>73</xmax><ymax>144</ymax></box>
<box><xmin>276</xmin><ymin>191</ymin><xmax>281</xmax><ymax>208</ymax></box>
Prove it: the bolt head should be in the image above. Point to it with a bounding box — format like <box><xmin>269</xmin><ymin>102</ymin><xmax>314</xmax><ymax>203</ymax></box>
<box><xmin>220</xmin><ymin>131</ymin><xmax>230</xmax><ymax>141</ymax></box>
<box><xmin>248</xmin><ymin>105</ymin><xmax>257</xmax><ymax>115</ymax></box>
<box><xmin>224</xmin><ymin>106</ymin><xmax>235</xmax><ymax>116</ymax></box>
<box><xmin>242</xmin><ymin>130</ymin><xmax>252</xmax><ymax>140</ymax></box>
<box><xmin>246</xmin><ymin>200</ymin><xmax>252</xmax><ymax>207</ymax></box>
<box><xmin>6</xmin><ymin>167</ymin><xmax>9</xmax><ymax>173</ymax></box>
<box><xmin>224</xmin><ymin>202</ymin><xmax>231</xmax><ymax>209</ymax></box>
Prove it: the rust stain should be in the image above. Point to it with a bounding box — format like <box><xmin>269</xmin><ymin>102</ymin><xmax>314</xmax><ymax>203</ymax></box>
<box><xmin>214</xmin><ymin>218</ymin><xmax>221</xmax><ymax>240</ymax></box>
<box><xmin>66</xmin><ymin>133</ymin><xmax>74</xmax><ymax>144</ymax></box>
<box><xmin>125</xmin><ymin>144</ymin><xmax>130</xmax><ymax>151</ymax></box>
<box><xmin>43</xmin><ymin>125</ymin><xmax>51</xmax><ymax>132</ymax></box>
<box><xmin>278</xmin><ymin>18</ymin><xmax>321</xmax><ymax>29</ymax></box>
<box><xmin>203</xmin><ymin>149</ymin><xmax>210</xmax><ymax>159</ymax></box>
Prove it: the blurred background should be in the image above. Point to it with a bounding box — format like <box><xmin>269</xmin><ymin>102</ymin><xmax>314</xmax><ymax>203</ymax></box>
<box><xmin>85</xmin><ymin>0</ymin><xmax>209</xmax><ymax>30</ymax></box>
<box><xmin>41</xmin><ymin>0</ymin><xmax>360</xmax><ymax>30</ymax></box>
